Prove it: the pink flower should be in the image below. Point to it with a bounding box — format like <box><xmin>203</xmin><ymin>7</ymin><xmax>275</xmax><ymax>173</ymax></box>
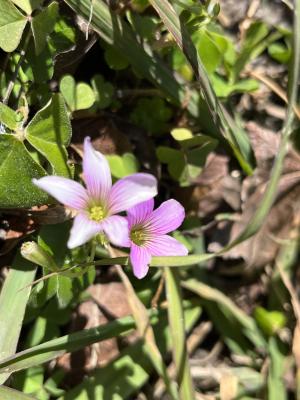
<box><xmin>33</xmin><ymin>137</ymin><xmax>157</xmax><ymax>249</ymax></box>
<box><xmin>126</xmin><ymin>198</ymin><xmax>188</xmax><ymax>279</ymax></box>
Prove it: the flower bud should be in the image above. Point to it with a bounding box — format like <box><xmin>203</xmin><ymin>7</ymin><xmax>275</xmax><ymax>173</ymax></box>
<box><xmin>21</xmin><ymin>241</ymin><xmax>58</xmax><ymax>271</ymax></box>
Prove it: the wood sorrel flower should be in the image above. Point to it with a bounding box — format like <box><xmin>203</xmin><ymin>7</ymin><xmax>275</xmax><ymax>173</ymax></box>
<box><xmin>33</xmin><ymin>137</ymin><xmax>157</xmax><ymax>249</ymax></box>
<box><xmin>126</xmin><ymin>198</ymin><xmax>188</xmax><ymax>279</ymax></box>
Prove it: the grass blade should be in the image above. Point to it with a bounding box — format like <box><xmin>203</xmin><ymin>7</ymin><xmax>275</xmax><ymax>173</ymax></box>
<box><xmin>0</xmin><ymin>253</ymin><xmax>36</xmax><ymax>384</ymax></box>
<box><xmin>114</xmin><ymin>261</ymin><xmax>179</xmax><ymax>400</ymax></box>
<box><xmin>63</xmin><ymin>0</ymin><xmax>203</xmax><ymax>120</ymax></box>
<box><xmin>148</xmin><ymin>0</ymin><xmax>253</xmax><ymax>174</ymax></box>
<box><xmin>61</xmin><ymin>301</ymin><xmax>201</xmax><ymax>400</ymax></box>
<box><xmin>165</xmin><ymin>268</ymin><xmax>195</xmax><ymax>399</ymax></box>
<box><xmin>268</xmin><ymin>337</ymin><xmax>288</xmax><ymax>400</ymax></box>
<box><xmin>182</xmin><ymin>279</ymin><xmax>266</xmax><ymax>349</ymax></box>
<box><xmin>0</xmin><ymin>314</ymin><xmax>138</xmax><ymax>374</ymax></box>
<box><xmin>0</xmin><ymin>385</ymin><xmax>36</xmax><ymax>400</ymax></box>
<box><xmin>219</xmin><ymin>0</ymin><xmax>300</xmax><ymax>251</ymax></box>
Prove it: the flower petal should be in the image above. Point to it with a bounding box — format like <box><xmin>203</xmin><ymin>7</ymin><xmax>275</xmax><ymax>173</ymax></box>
<box><xmin>130</xmin><ymin>244</ymin><xmax>151</xmax><ymax>279</ymax></box>
<box><xmin>33</xmin><ymin>176</ymin><xmax>88</xmax><ymax>210</ymax></box>
<box><xmin>147</xmin><ymin>199</ymin><xmax>185</xmax><ymax>234</ymax></box>
<box><xmin>83</xmin><ymin>136</ymin><xmax>112</xmax><ymax>202</ymax></box>
<box><xmin>67</xmin><ymin>213</ymin><xmax>102</xmax><ymax>249</ymax></box>
<box><xmin>127</xmin><ymin>198</ymin><xmax>154</xmax><ymax>227</ymax></box>
<box><xmin>147</xmin><ymin>235</ymin><xmax>188</xmax><ymax>256</ymax></box>
<box><xmin>108</xmin><ymin>173</ymin><xmax>157</xmax><ymax>214</ymax></box>
<box><xmin>102</xmin><ymin>215</ymin><xmax>130</xmax><ymax>247</ymax></box>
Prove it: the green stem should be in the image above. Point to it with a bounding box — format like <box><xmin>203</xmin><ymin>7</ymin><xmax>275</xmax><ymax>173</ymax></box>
<box><xmin>165</xmin><ymin>268</ymin><xmax>195</xmax><ymax>400</ymax></box>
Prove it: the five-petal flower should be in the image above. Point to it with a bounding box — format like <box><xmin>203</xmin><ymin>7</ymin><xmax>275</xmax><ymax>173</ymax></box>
<box><xmin>33</xmin><ymin>137</ymin><xmax>157</xmax><ymax>249</ymax></box>
<box><xmin>125</xmin><ymin>198</ymin><xmax>188</xmax><ymax>279</ymax></box>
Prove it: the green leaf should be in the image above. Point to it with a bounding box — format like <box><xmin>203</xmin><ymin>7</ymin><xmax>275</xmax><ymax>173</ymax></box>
<box><xmin>61</xmin><ymin>302</ymin><xmax>200</xmax><ymax>400</ymax></box>
<box><xmin>14</xmin><ymin>366</ymin><xmax>46</xmax><ymax>398</ymax></box>
<box><xmin>60</xmin><ymin>75</ymin><xmax>95</xmax><ymax>111</ymax></box>
<box><xmin>156</xmin><ymin>146</ymin><xmax>180</xmax><ymax>163</ymax></box>
<box><xmin>0</xmin><ymin>315</ymin><xmax>140</xmax><ymax>374</ymax></box>
<box><xmin>0</xmin><ymin>103</ymin><xmax>18</xmax><ymax>130</ymax></box>
<box><xmin>48</xmin><ymin>17</ymin><xmax>76</xmax><ymax>54</ymax></box>
<box><xmin>268</xmin><ymin>42</ymin><xmax>291</xmax><ymax>64</ymax></box>
<box><xmin>130</xmin><ymin>97</ymin><xmax>172</xmax><ymax>134</ymax></box>
<box><xmin>254</xmin><ymin>307</ymin><xmax>286</xmax><ymax>337</ymax></box>
<box><xmin>147</xmin><ymin>0</ymin><xmax>254</xmax><ymax>174</ymax></box>
<box><xmin>233</xmin><ymin>21</ymin><xmax>269</xmax><ymax>79</ymax></box>
<box><xmin>63</xmin><ymin>0</ymin><xmax>202</xmax><ymax>120</ymax></box>
<box><xmin>25</xmin><ymin>94</ymin><xmax>72</xmax><ymax>177</ymax></box>
<box><xmin>0</xmin><ymin>134</ymin><xmax>49</xmax><ymax>207</ymax></box>
<box><xmin>91</xmin><ymin>74</ymin><xmax>114</xmax><ymax>109</ymax></box>
<box><xmin>23</xmin><ymin>43</ymin><xmax>54</xmax><ymax>84</ymax></box>
<box><xmin>128</xmin><ymin>13</ymin><xmax>158</xmax><ymax>40</ymax></box>
<box><xmin>0</xmin><ymin>253</ymin><xmax>36</xmax><ymax>384</ymax></box>
<box><xmin>0</xmin><ymin>0</ymin><xmax>27</xmax><ymax>52</ymax></box>
<box><xmin>0</xmin><ymin>386</ymin><xmax>36</xmax><ymax>400</ymax></box>
<box><xmin>170</xmin><ymin>128</ymin><xmax>193</xmax><ymax>141</ymax></box>
<box><xmin>211</xmin><ymin>74</ymin><xmax>259</xmax><ymax>97</ymax></box>
<box><xmin>24</xmin><ymin>317</ymin><xmax>59</xmax><ymax>348</ymax></box>
<box><xmin>56</xmin><ymin>275</ymin><xmax>73</xmax><ymax>308</ymax></box>
<box><xmin>104</xmin><ymin>47</ymin><xmax>129</xmax><ymax>70</ymax></box>
<box><xmin>196</xmin><ymin>29</ymin><xmax>222</xmax><ymax>73</ymax></box>
<box><xmin>63</xmin><ymin>341</ymin><xmax>153</xmax><ymax>400</ymax></box>
<box><xmin>31</xmin><ymin>2</ymin><xmax>59</xmax><ymax>55</ymax></box>
<box><xmin>107</xmin><ymin>153</ymin><xmax>139</xmax><ymax>178</ymax></box>
<box><xmin>12</xmin><ymin>0</ymin><xmax>41</xmax><ymax>14</ymax></box>
<box><xmin>157</xmin><ymin>134</ymin><xmax>217</xmax><ymax>185</ymax></box>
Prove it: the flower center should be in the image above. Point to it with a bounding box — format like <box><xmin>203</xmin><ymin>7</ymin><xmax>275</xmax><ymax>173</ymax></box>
<box><xmin>130</xmin><ymin>227</ymin><xmax>147</xmax><ymax>246</ymax></box>
<box><xmin>89</xmin><ymin>205</ymin><xmax>105</xmax><ymax>222</ymax></box>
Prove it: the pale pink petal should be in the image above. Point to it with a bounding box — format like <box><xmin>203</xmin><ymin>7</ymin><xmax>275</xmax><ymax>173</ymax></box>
<box><xmin>127</xmin><ymin>198</ymin><xmax>154</xmax><ymax>227</ymax></box>
<box><xmin>33</xmin><ymin>176</ymin><xmax>88</xmax><ymax>210</ymax></box>
<box><xmin>146</xmin><ymin>235</ymin><xmax>188</xmax><ymax>256</ymax></box>
<box><xmin>83</xmin><ymin>136</ymin><xmax>112</xmax><ymax>201</ymax></box>
<box><xmin>102</xmin><ymin>215</ymin><xmax>130</xmax><ymax>247</ymax></box>
<box><xmin>130</xmin><ymin>244</ymin><xmax>152</xmax><ymax>279</ymax></box>
<box><xmin>67</xmin><ymin>213</ymin><xmax>102</xmax><ymax>248</ymax></box>
<box><xmin>108</xmin><ymin>173</ymin><xmax>157</xmax><ymax>214</ymax></box>
<box><xmin>146</xmin><ymin>199</ymin><xmax>185</xmax><ymax>234</ymax></box>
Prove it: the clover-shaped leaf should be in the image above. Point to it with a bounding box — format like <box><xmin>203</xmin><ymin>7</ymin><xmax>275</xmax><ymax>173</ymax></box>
<box><xmin>60</xmin><ymin>75</ymin><xmax>95</xmax><ymax>112</ymax></box>
<box><xmin>0</xmin><ymin>0</ymin><xmax>27</xmax><ymax>52</ymax></box>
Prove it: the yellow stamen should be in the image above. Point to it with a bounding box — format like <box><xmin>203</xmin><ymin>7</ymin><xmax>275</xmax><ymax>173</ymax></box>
<box><xmin>130</xmin><ymin>227</ymin><xmax>147</xmax><ymax>246</ymax></box>
<box><xmin>89</xmin><ymin>206</ymin><xmax>105</xmax><ymax>222</ymax></box>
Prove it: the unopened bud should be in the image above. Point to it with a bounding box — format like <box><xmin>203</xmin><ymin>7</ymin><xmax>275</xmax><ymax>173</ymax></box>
<box><xmin>21</xmin><ymin>241</ymin><xmax>58</xmax><ymax>272</ymax></box>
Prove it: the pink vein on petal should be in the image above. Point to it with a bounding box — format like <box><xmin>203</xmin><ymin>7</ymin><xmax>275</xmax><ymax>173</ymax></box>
<box><xmin>33</xmin><ymin>176</ymin><xmax>89</xmax><ymax>210</ymax></box>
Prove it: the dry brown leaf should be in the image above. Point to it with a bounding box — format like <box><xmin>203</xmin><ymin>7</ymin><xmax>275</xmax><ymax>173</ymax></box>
<box><xmin>223</xmin><ymin>122</ymin><xmax>300</xmax><ymax>269</ymax></box>
<box><xmin>57</xmin><ymin>281</ymin><xmax>135</xmax><ymax>382</ymax></box>
<box><xmin>177</xmin><ymin>153</ymin><xmax>241</xmax><ymax>216</ymax></box>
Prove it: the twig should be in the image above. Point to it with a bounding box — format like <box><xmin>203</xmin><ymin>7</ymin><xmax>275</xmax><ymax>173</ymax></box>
<box><xmin>239</xmin><ymin>0</ymin><xmax>261</xmax><ymax>41</ymax></box>
<box><xmin>248</xmin><ymin>68</ymin><xmax>300</xmax><ymax>120</ymax></box>
<box><xmin>276</xmin><ymin>261</ymin><xmax>300</xmax><ymax>325</ymax></box>
<box><xmin>151</xmin><ymin>274</ymin><xmax>165</xmax><ymax>308</ymax></box>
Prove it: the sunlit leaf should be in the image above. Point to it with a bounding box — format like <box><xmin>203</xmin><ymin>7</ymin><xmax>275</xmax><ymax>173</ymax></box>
<box><xmin>0</xmin><ymin>0</ymin><xmax>27</xmax><ymax>52</ymax></box>
<box><xmin>0</xmin><ymin>134</ymin><xmax>49</xmax><ymax>207</ymax></box>
<box><xmin>26</xmin><ymin>94</ymin><xmax>72</xmax><ymax>177</ymax></box>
